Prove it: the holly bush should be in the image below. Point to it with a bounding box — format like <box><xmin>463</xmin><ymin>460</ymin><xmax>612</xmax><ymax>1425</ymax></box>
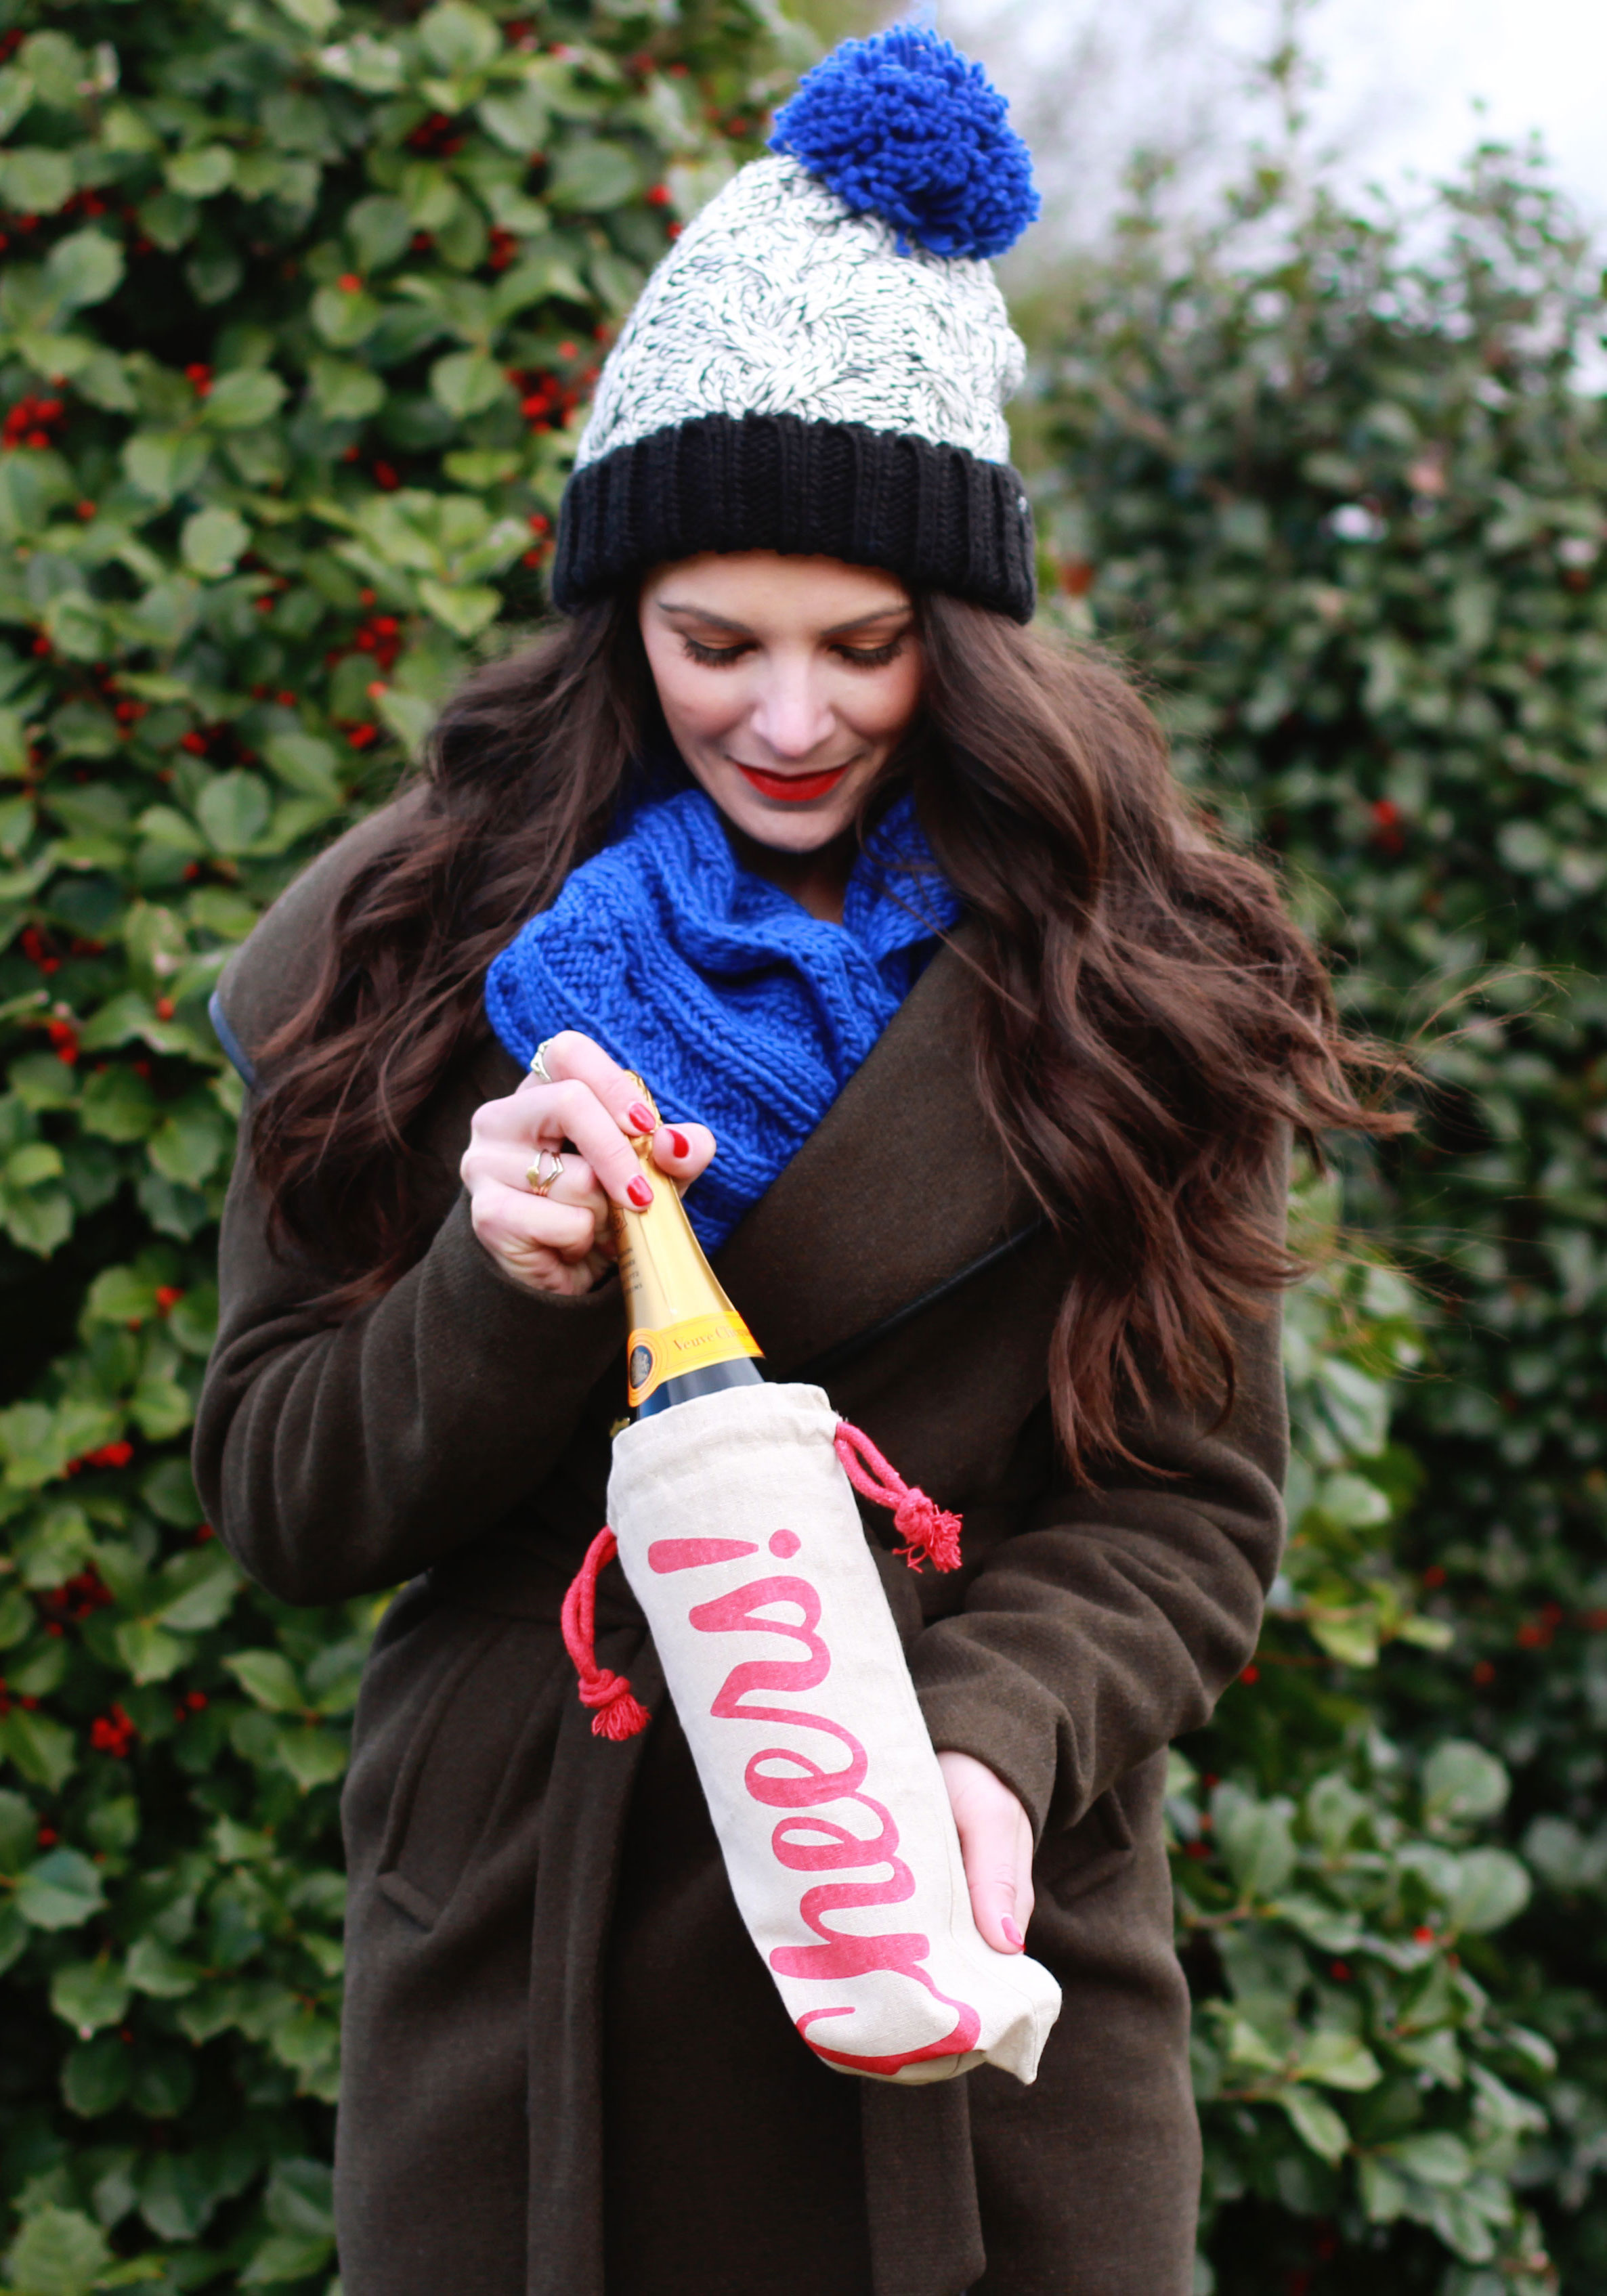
<box><xmin>1172</xmin><ymin>1178</ymin><xmax>1553</xmax><ymax>2294</ymax></box>
<box><xmin>0</xmin><ymin>0</ymin><xmax>804</xmax><ymax>2286</ymax></box>
<box><xmin>1033</xmin><ymin>138</ymin><xmax>1607</xmax><ymax>2289</ymax></box>
<box><xmin>0</xmin><ymin>1</ymin><xmax>1578</xmax><ymax>2290</ymax></box>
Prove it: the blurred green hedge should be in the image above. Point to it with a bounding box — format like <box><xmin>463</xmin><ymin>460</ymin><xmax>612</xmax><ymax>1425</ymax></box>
<box><xmin>0</xmin><ymin>1</ymin><xmax>802</xmax><ymax>2287</ymax></box>
<box><xmin>1035</xmin><ymin>137</ymin><xmax>1607</xmax><ymax>2292</ymax></box>
<box><xmin>0</xmin><ymin>4</ymin><xmax>1586</xmax><ymax>2293</ymax></box>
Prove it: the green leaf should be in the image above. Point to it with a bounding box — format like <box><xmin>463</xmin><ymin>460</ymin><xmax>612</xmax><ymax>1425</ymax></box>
<box><xmin>166</xmin><ymin>145</ymin><xmax>236</xmax><ymax>199</ymax></box>
<box><xmin>273</xmin><ymin>0</ymin><xmax>340</xmax><ymax>34</ymax></box>
<box><xmin>546</xmin><ymin>137</ymin><xmax>641</xmax><ymax>213</ymax></box>
<box><xmin>1423</xmin><ymin>1741</ymin><xmax>1509</xmax><ymax>1828</ymax></box>
<box><xmin>15</xmin><ymin>1847</ymin><xmax>106</xmax><ymax>1931</ymax></box>
<box><xmin>2</xmin><ymin>148</ymin><xmax>74</xmax><ymax>215</ymax></box>
<box><xmin>9</xmin><ymin>1053</ymin><xmax>77</xmax><ymax>1111</ymax></box>
<box><xmin>347</xmin><ymin>194</ymin><xmax>412</xmax><ymax>274</ymax></box>
<box><xmin>240</xmin><ymin>2233</ymin><xmax>337</xmax><ymax>2286</ymax></box>
<box><xmin>375</xmin><ymin>685</ymin><xmax>437</xmax><ymax>759</ymax></box>
<box><xmin>416</xmin><ymin>1</ymin><xmax>500</xmax><ymax>74</ymax></box>
<box><xmin>85</xmin><ymin>1264</ymin><xmax>161</xmax><ymax>1324</ymax></box>
<box><xmin>274</xmin><ymin>1723</ymin><xmax>349</xmax><ymax>1791</ymax></box>
<box><xmin>15</xmin><ymin>1504</ymin><xmax>95</xmax><ymax>1590</ymax></box>
<box><xmin>195</xmin><ymin>771</ymin><xmax>271</xmax><ymax>854</ymax></box>
<box><xmin>477</xmin><ymin>82</ymin><xmax>550</xmax><ymax>155</ymax></box>
<box><xmin>1386</xmin><ymin>2130</ymin><xmax>1472</xmax><ymax>2187</ymax></box>
<box><xmin>203</xmin><ymin>370</ymin><xmax>288</xmax><ymax>429</ymax></box>
<box><xmin>1214</xmin><ymin>1788</ymin><xmax>1298</xmax><ymax>1901</ymax></box>
<box><xmin>224</xmin><ymin>1650</ymin><xmax>304</xmax><ymax>1712</ymax></box>
<box><xmin>1</xmin><ymin>1707</ymin><xmax>77</xmax><ymax>1792</ymax></box>
<box><xmin>309</xmin><ymin>355</ymin><xmax>387</xmax><ymax>422</ymax></box>
<box><xmin>181</xmin><ymin>506</ymin><xmax>251</xmax><ymax>579</ymax></box>
<box><xmin>112</xmin><ymin>1618</ymin><xmax>191</xmax><ymax>1685</ymax></box>
<box><xmin>7</xmin><ymin>1142</ymin><xmax>64</xmax><ymax>1188</ymax></box>
<box><xmin>0</xmin><ymin>1788</ymin><xmax>35</xmax><ymax>1871</ymax></box>
<box><xmin>50</xmin><ymin>1958</ymin><xmax>131</xmax><ymax>2039</ymax></box>
<box><xmin>79</xmin><ymin>1067</ymin><xmax>157</xmax><ymax>1143</ymax></box>
<box><xmin>156</xmin><ymin>1559</ymin><xmax>238</xmax><ymax>1633</ymax></box>
<box><xmin>0</xmin><ymin>1899</ymin><xmax>28</xmax><ymax>1976</ymax></box>
<box><xmin>61</xmin><ymin>2032</ymin><xmax>132</xmax><ymax>2119</ymax></box>
<box><xmin>125</xmin><ymin>1934</ymin><xmax>203</xmax><ymax>1999</ymax></box>
<box><xmin>1294</xmin><ymin>2028</ymin><xmax>1382</xmax><ymax>2091</ymax></box>
<box><xmin>429</xmin><ymin>349</ymin><xmax>508</xmax><ymax>419</ymax></box>
<box><xmin>1279</xmin><ymin>2086</ymin><xmax>1351</xmax><ymax>2162</ymax></box>
<box><xmin>317</xmin><ymin>31</ymin><xmax>404</xmax><ymax>90</ymax></box>
<box><xmin>123</xmin><ymin>432</ymin><xmax>209</xmax><ymax>506</ymax></box>
<box><xmin>1449</xmin><ymin>1848</ymin><xmax>1531</xmax><ymax>1934</ymax></box>
<box><xmin>311</xmin><ymin>283</ymin><xmax>381</xmax><ymax>349</ymax></box>
<box><xmin>45</xmin><ymin>231</ymin><xmax>125</xmax><ymax>312</ymax></box>
<box><xmin>419</xmin><ymin>578</ymin><xmax>501</xmax><ymax>638</ymax></box>
<box><xmin>263</xmin><ymin>730</ymin><xmax>343</xmax><ymax>800</ymax></box>
<box><xmin>265</xmin><ymin>2157</ymin><xmax>336</xmax><ymax>2238</ymax></box>
<box><xmin>5</xmin><ymin>2203</ymin><xmax>114</xmax><ymax>2296</ymax></box>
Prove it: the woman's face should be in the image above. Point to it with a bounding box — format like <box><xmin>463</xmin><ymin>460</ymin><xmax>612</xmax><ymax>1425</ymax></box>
<box><xmin>637</xmin><ymin>553</ymin><xmax>922</xmax><ymax>855</ymax></box>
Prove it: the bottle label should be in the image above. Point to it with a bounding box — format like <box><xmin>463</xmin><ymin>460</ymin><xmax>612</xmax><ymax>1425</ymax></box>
<box><xmin>626</xmin><ymin>1310</ymin><xmax>761</xmax><ymax>1408</ymax></box>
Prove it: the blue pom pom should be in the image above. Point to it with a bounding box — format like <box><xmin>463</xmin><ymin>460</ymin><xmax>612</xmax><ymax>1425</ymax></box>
<box><xmin>769</xmin><ymin>26</ymin><xmax>1039</xmax><ymax>262</ymax></box>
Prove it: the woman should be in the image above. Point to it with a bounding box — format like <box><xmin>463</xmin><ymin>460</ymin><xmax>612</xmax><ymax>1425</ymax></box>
<box><xmin>195</xmin><ymin>30</ymin><xmax>1388</xmax><ymax>2296</ymax></box>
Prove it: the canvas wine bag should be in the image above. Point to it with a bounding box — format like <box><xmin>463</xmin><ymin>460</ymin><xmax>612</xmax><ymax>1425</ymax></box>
<box><xmin>595</xmin><ymin>1381</ymin><xmax>1062</xmax><ymax>2086</ymax></box>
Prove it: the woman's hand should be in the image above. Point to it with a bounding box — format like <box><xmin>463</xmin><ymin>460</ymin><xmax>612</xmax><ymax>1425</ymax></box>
<box><xmin>938</xmin><ymin>1750</ymin><xmax>1035</xmax><ymax>1955</ymax></box>
<box><xmin>460</xmin><ymin>1030</ymin><xmax>716</xmax><ymax>1298</ymax></box>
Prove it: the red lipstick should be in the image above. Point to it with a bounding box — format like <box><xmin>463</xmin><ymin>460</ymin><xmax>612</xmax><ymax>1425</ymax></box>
<box><xmin>734</xmin><ymin>762</ymin><xmax>851</xmax><ymax>804</ymax></box>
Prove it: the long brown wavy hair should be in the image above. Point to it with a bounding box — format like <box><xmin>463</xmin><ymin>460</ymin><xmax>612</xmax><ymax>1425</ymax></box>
<box><xmin>251</xmin><ymin>587</ymin><xmax>1400</xmax><ymax>1477</ymax></box>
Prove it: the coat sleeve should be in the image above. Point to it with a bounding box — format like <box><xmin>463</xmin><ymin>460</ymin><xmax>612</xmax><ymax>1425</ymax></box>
<box><xmin>191</xmin><ymin>800</ymin><xmax>625</xmax><ymax>1607</ymax></box>
<box><xmin>909</xmin><ymin>1247</ymin><xmax>1289</xmax><ymax>1842</ymax></box>
<box><xmin>193</xmin><ymin>1152</ymin><xmax>624</xmax><ymax>1607</ymax></box>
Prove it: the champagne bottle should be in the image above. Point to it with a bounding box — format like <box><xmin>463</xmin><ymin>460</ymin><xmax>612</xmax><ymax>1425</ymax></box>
<box><xmin>611</xmin><ymin>1077</ymin><xmax>764</xmax><ymax>1418</ymax></box>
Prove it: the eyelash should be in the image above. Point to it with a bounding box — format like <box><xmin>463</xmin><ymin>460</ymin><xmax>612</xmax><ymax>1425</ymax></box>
<box><xmin>679</xmin><ymin>636</ymin><xmax>908</xmax><ymax>671</ymax></box>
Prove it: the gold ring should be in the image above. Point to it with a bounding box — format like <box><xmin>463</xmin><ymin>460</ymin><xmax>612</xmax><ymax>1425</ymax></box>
<box><xmin>526</xmin><ymin>1150</ymin><xmax>564</xmax><ymax>1197</ymax></box>
<box><xmin>530</xmin><ymin>1037</ymin><xmax>560</xmax><ymax>1085</ymax></box>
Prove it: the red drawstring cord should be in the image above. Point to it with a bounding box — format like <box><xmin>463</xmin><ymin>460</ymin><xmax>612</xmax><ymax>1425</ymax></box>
<box><xmin>833</xmin><ymin>1421</ymin><xmax>963</xmax><ymax>1573</ymax></box>
<box><xmin>561</xmin><ymin>1431</ymin><xmax>959</xmax><ymax>1736</ymax></box>
<box><xmin>559</xmin><ymin>1528</ymin><xmax>651</xmax><ymax>1740</ymax></box>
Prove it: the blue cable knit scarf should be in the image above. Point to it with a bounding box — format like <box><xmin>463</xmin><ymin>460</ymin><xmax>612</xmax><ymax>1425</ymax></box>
<box><xmin>485</xmin><ymin>786</ymin><xmax>961</xmax><ymax>1252</ymax></box>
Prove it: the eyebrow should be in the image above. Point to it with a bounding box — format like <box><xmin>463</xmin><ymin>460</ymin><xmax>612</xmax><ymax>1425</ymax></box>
<box><xmin>653</xmin><ymin>599</ymin><xmax>913</xmax><ymax>638</ymax></box>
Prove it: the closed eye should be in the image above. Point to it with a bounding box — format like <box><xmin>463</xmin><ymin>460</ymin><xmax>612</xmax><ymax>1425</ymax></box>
<box><xmin>831</xmin><ymin>636</ymin><xmax>907</xmax><ymax>668</ymax></box>
<box><xmin>679</xmin><ymin>634</ymin><xmax>909</xmax><ymax>669</ymax></box>
<box><xmin>681</xmin><ymin>636</ymin><xmax>753</xmax><ymax>668</ymax></box>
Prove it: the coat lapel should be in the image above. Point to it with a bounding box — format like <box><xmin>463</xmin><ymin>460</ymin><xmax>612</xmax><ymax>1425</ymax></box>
<box><xmin>712</xmin><ymin>928</ymin><xmax>1037</xmax><ymax>1378</ymax></box>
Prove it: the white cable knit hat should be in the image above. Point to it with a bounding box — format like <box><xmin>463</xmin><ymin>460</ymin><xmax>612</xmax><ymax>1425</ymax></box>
<box><xmin>552</xmin><ymin>27</ymin><xmax>1040</xmax><ymax>621</ymax></box>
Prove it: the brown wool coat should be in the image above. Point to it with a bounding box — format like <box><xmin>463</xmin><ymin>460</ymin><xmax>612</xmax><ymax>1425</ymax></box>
<box><xmin>193</xmin><ymin>796</ymin><xmax>1289</xmax><ymax>2296</ymax></box>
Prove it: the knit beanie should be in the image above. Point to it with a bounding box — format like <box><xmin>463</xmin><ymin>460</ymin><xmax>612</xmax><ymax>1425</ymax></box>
<box><xmin>551</xmin><ymin>27</ymin><xmax>1040</xmax><ymax>624</ymax></box>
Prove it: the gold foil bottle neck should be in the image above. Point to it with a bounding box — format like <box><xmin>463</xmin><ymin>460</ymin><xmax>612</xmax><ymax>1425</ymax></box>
<box><xmin>609</xmin><ymin>1075</ymin><xmax>761</xmax><ymax>1410</ymax></box>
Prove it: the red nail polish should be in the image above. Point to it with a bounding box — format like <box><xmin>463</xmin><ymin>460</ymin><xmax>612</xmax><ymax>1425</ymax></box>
<box><xmin>1001</xmin><ymin>1918</ymin><xmax>1023</xmax><ymax>1951</ymax></box>
<box><xmin>626</xmin><ymin>1175</ymin><xmax>653</xmax><ymax>1209</ymax></box>
<box><xmin>628</xmin><ymin>1101</ymin><xmax>656</xmax><ymax>1133</ymax></box>
<box><xmin>667</xmin><ymin>1129</ymin><xmax>689</xmax><ymax>1158</ymax></box>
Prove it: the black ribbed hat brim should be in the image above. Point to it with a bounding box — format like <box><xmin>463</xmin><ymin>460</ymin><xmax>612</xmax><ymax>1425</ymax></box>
<box><xmin>551</xmin><ymin>411</ymin><xmax>1035</xmax><ymax>622</ymax></box>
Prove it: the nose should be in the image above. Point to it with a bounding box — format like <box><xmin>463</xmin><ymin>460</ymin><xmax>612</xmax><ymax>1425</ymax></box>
<box><xmin>748</xmin><ymin>657</ymin><xmax>836</xmax><ymax>760</ymax></box>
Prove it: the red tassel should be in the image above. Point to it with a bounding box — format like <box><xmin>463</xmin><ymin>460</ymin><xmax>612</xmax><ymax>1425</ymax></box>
<box><xmin>833</xmin><ymin>1421</ymin><xmax>964</xmax><ymax>1573</ymax></box>
<box><xmin>560</xmin><ymin>1528</ymin><xmax>651</xmax><ymax>1740</ymax></box>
